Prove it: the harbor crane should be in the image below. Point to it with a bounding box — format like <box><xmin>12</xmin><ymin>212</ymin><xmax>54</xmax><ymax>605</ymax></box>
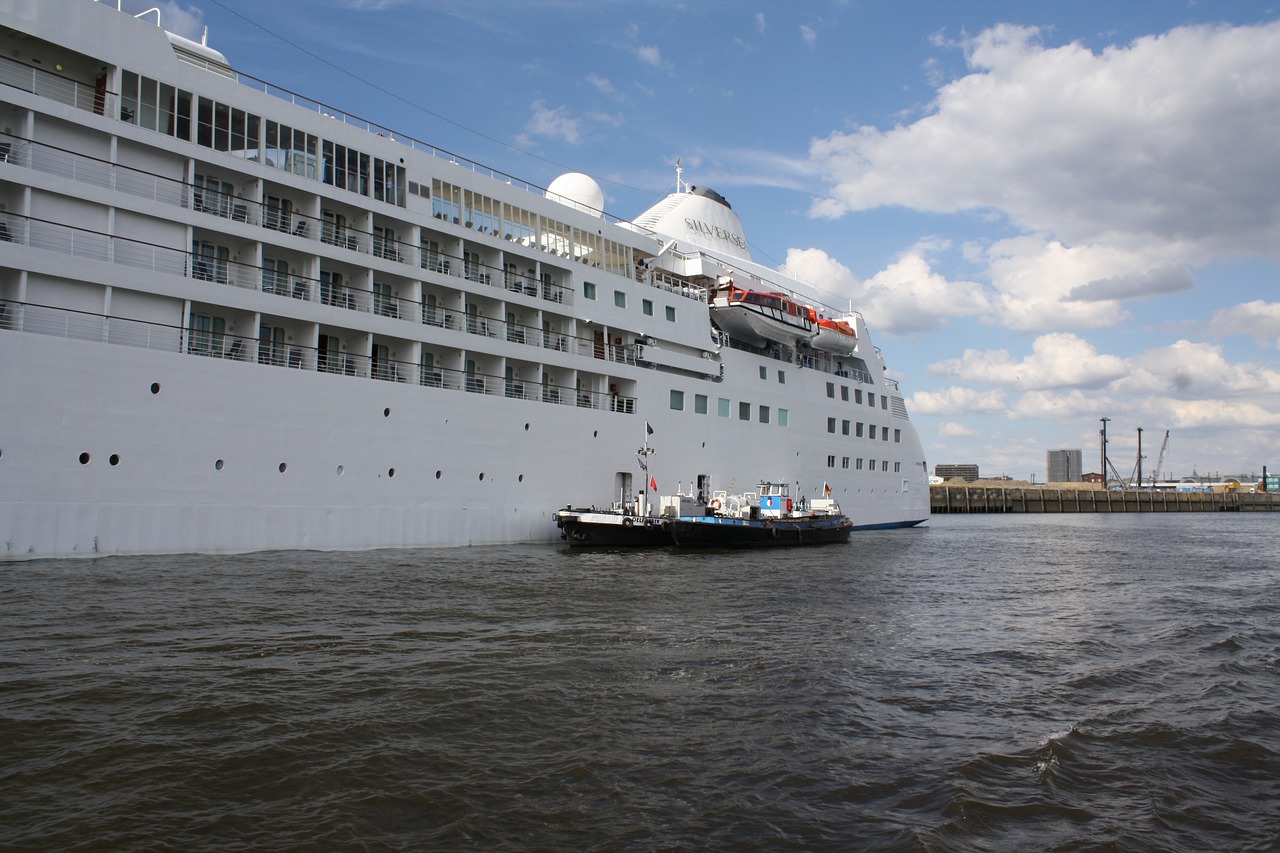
<box><xmin>1149</xmin><ymin>430</ymin><xmax>1170</xmax><ymax>486</ymax></box>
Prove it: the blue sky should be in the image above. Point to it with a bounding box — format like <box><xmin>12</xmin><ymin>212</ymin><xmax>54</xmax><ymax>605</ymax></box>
<box><xmin>141</xmin><ymin>0</ymin><xmax>1280</xmax><ymax>482</ymax></box>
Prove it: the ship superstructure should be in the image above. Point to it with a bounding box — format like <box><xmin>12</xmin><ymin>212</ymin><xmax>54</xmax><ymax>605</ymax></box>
<box><xmin>0</xmin><ymin>0</ymin><xmax>928</xmax><ymax>558</ymax></box>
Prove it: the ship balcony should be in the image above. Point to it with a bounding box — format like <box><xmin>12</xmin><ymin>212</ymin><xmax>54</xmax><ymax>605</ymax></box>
<box><xmin>2</xmin><ymin>296</ymin><xmax>644</xmax><ymax>414</ymax></box>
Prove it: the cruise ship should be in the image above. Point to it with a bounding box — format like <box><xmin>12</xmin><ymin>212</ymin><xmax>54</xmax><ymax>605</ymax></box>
<box><xmin>0</xmin><ymin>0</ymin><xmax>929</xmax><ymax>559</ymax></box>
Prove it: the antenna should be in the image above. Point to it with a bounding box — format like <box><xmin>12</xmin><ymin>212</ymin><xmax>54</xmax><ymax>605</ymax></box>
<box><xmin>675</xmin><ymin>158</ymin><xmax>685</xmax><ymax>194</ymax></box>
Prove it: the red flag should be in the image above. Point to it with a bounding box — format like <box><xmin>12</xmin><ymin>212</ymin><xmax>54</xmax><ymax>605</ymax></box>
<box><xmin>650</xmin><ymin>476</ymin><xmax>658</xmax><ymax>492</ymax></box>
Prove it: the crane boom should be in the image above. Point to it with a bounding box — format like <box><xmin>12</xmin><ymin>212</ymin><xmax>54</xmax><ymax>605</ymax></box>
<box><xmin>1151</xmin><ymin>430</ymin><xmax>1170</xmax><ymax>485</ymax></box>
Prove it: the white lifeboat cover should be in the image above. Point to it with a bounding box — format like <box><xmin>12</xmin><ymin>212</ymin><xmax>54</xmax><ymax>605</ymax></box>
<box><xmin>633</xmin><ymin>187</ymin><xmax>752</xmax><ymax>261</ymax></box>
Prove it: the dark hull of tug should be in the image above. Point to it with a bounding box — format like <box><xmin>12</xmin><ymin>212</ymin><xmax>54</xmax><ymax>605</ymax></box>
<box><xmin>668</xmin><ymin>516</ymin><xmax>853</xmax><ymax>548</ymax></box>
<box><xmin>556</xmin><ymin>514</ymin><xmax>671</xmax><ymax>547</ymax></box>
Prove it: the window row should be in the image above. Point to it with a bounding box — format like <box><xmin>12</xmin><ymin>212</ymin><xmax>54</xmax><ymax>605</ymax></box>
<box><xmin>120</xmin><ymin>71</ymin><xmax>406</xmax><ymax>205</ymax></box>
<box><xmin>827</xmin><ymin>380</ymin><xmax>890</xmax><ymax>409</ymax></box>
<box><xmin>668</xmin><ymin>390</ymin><xmax>790</xmax><ymax>426</ymax></box>
<box><xmin>827</xmin><ymin>456</ymin><xmax>903</xmax><ymax>472</ymax></box>
<box><xmin>583</xmin><ymin>284</ymin><xmax>678</xmax><ymax>322</ymax></box>
<box><xmin>433</xmin><ymin>181</ymin><xmax>632</xmax><ymax>277</ymax></box>
<box><xmin>826</xmin><ymin>419</ymin><xmax>903</xmax><ymax>443</ymax></box>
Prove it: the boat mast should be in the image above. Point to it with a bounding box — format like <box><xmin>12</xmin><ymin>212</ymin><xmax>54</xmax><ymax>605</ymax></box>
<box><xmin>637</xmin><ymin>421</ymin><xmax>657</xmax><ymax>516</ymax></box>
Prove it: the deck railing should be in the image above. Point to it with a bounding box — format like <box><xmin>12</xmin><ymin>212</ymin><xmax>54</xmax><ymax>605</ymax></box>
<box><xmin>0</xmin><ymin>298</ymin><xmax>637</xmax><ymax>414</ymax></box>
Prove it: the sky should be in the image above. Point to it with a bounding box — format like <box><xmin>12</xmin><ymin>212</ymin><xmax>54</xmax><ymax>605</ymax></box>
<box><xmin>132</xmin><ymin>0</ymin><xmax>1280</xmax><ymax>482</ymax></box>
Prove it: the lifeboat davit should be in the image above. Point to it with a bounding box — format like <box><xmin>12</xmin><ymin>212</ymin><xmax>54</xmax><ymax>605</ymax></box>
<box><xmin>807</xmin><ymin>309</ymin><xmax>858</xmax><ymax>355</ymax></box>
<box><xmin>709</xmin><ymin>284</ymin><xmax>814</xmax><ymax>347</ymax></box>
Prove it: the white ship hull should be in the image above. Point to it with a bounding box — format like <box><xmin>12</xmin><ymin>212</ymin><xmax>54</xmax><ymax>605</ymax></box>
<box><xmin>0</xmin><ymin>0</ymin><xmax>929</xmax><ymax>559</ymax></box>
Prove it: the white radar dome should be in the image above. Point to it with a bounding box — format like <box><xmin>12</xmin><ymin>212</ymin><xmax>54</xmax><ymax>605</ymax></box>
<box><xmin>546</xmin><ymin>172</ymin><xmax>604</xmax><ymax>217</ymax></box>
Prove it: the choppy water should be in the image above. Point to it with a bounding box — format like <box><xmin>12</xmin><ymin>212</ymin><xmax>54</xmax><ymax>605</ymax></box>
<box><xmin>2</xmin><ymin>513</ymin><xmax>1278</xmax><ymax>851</ymax></box>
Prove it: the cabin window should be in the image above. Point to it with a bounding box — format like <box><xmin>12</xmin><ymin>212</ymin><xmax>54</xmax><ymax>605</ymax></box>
<box><xmin>855</xmin><ymin>389</ymin><xmax>864</xmax><ymax>404</ymax></box>
<box><xmin>895</xmin><ymin>429</ymin><xmax>902</xmax><ymax>443</ymax></box>
<box><xmin>827</xmin><ymin>418</ymin><xmax>836</xmax><ymax>434</ymax></box>
<box><xmin>857</xmin><ymin>458</ymin><xmax>864</xmax><ymax>470</ymax></box>
<box><xmin>258</xmin><ymin>324</ymin><xmax>285</xmax><ymax>366</ymax></box>
<box><xmin>882</xmin><ymin>396</ymin><xmax>889</xmax><ymax>410</ymax></box>
<box><xmin>321</xmin><ymin>210</ymin><xmax>347</xmax><ymax>247</ymax></box>
<box><xmin>883</xmin><ymin>428</ymin><xmax>890</xmax><ymax>442</ymax></box>
<box><xmin>695</xmin><ymin>394</ymin><xmax>708</xmax><ymax>415</ymax></box>
<box><xmin>614</xmin><ymin>290</ymin><xmax>626</xmax><ymax>308</ymax></box>
<box><xmin>842</xmin><ymin>457</ymin><xmax>850</xmax><ymax>469</ymax></box>
<box><xmin>583</xmin><ymin>282</ymin><xmax>597</xmax><ymax>300</ymax></box>
<box><xmin>193</xmin><ymin>174</ymin><xmax>233</xmax><ymax>217</ymax></box>
<box><xmin>718</xmin><ymin>398</ymin><xmax>730</xmax><ymax>418</ymax></box>
<box><xmin>842</xmin><ymin>420</ymin><xmax>850</xmax><ymax>436</ymax></box>
<box><xmin>759</xmin><ymin>406</ymin><xmax>770</xmax><ymax>424</ymax></box>
<box><xmin>190</xmin><ymin>241</ymin><xmax>229</xmax><ymax>284</ymax></box>
<box><xmin>841</xmin><ymin>385</ymin><xmax>850</xmax><ymax>402</ymax></box>
<box><xmin>778</xmin><ymin>370</ymin><xmax>786</xmax><ymax>384</ymax></box>
<box><xmin>868</xmin><ymin>392</ymin><xmax>876</xmax><ymax>407</ymax></box>
<box><xmin>883</xmin><ymin>461</ymin><xmax>890</xmax><ymax>472</ymax></box>
<box><xmin>827</xmin><ymin>455</ymin><xmax>836</xmax><ymax>468</ymax></box>
<box><xmin>759</xmin><ymin>366</ymin><xmax>767</xmax><ymax>380</ymax></box>
<box><xmin>778</xmin><ymin>409</ymin><xmax>788</xmax><ymax>427</ymax></box>
<box><xmin>265</xmin><ymin>121</ymin><xmax>318</xmax><ymax>178</ymax></box>
<box><xmin>665</xmin><ymin>305</ymin><xmax>676</xmax><ymax>322</ymax></box>
<box><xmin>856</xmin><ymin>422</ymin><xmax>865</xmax><ymax>438</ymax></box>
<box><xmin>894</xmin><ymin>462</ymin><xmax>902</xmax><ymax>472</ymax></box>
<box><xmin>642</xmin><ymin>299</ymin><xmax>654</xmax><ymax>316</ymax></box>
<box><xmin>188</xmin><ymin>313</ymin><xmax>224</xmax><ymax>356</ymax></box>
<box><xmin>826</xmin><ymin>382</ymin><xmax>835</xmax><ymax>398</ymax></box>
<box><xmin>670</xmin><ymin>389</ymin><xmax>685</xmax><ymax>411</ymax></box>
<box><xmin>869</xmin><ymin>425</ymin><xmax>878</xmax><ymax>440</ymax></box>
<box><xmin>262</xmin><ymin>257</ymin><xmax>289</xmax><ymax>296</ymax></box>
<box><xmin>869</xmin><ymin>459</ymin><xmax>877</xmax><ymax>470</ymax></box>
<box><xmin>738</xmin><ymin>402</ymin><xmax>750</xmax><ymax>421</ymax></box>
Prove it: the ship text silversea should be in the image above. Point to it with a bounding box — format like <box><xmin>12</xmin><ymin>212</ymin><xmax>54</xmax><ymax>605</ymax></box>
<box><xmin>0</xmin><ymin>0</ymin><xmax>929</xmax><ymax>559</ymax></box>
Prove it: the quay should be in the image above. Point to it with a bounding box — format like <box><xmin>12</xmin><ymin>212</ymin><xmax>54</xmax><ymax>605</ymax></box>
<box><xmin>931</xmin><ymin>486</ymin><xmax>1280</xmax><ymax>514</ymax></box>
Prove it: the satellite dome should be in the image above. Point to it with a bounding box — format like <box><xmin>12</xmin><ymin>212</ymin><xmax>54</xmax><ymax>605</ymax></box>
<box><xmin>546</xmin><ymin>172</ymin><xmax>604</xmax><ymax>217</ymax></box>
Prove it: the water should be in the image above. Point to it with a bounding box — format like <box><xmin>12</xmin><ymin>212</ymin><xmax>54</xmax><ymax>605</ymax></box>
<box><xmin>2</xmin><ymin>514</ymin><xmax>1278</xmax><ymax>851</ymax></box>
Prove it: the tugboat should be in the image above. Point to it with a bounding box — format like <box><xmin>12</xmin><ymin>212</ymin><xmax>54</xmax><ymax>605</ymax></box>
<box><xmin>555</xmin><ymin>422</ymin><xmax>672</xmax><ymax>547</ymax></box>
<box><xmin>667</xmin><ymin>482</ymin><xmax>852</xmax><ymax>548</ymax></box>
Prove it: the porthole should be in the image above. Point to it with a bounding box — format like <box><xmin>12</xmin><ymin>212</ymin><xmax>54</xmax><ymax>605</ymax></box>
<box><xmin>524</xmin><ymin>423</ymin><xmax>530</xmax><ymax>431</ymax></box>
<box><xmin>78</xmin><ymin>452</ymin><xmax>90</xmax><ymax>465</ymax></box>
<box><xmin>279</xmin><ymin>462</ymin><xmax>287</xmax><ymax>473</ymax></box>
<box><xmin>383</xmin><ymin>407</ymin><xmax>391</xmax><ymax>418</ymax></box>
<box><xmin>435</xmin><ymin>470</ymin><xmax>442</xmax><ymax>479</ymax></box>
<box><xmin>336</xmin><ymin>465</ymin><xmax>344</xmax><ymax>476</ymax></box>
<box><xmin>518</xmin><ymin>474</ymin><xmax>524</xmax><ymax>483</ymax></box>
<box><xmin>109</xmin><ymin>454</ymin><xmax>120</xmax><ymax>466</ymax></box>
<box><xmin>215</xmin><ymin>459</ymin><xmax>225</xmax><ymax>471</ymax></box>
<box><xmin>388</xmin><ymin>467</ymin><xmax>396</xmax><ymax>478</ymax></box>
<box><xmin>478</xmin><ymin>472</ymin><xmax>485</xmax><ymax>481</ymax></box>
<box><xmin>150</xmin><ymin>382</ymin><xmax>161</xmax><ymax>395</ymax></box>
<box><xmin>593</xmin><ymin>430</ymin><xmax>598</xmax><ymax>438</ymax></box>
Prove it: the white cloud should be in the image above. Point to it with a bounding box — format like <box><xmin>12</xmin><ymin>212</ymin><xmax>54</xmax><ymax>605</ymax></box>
<box><xmin>587</xmin><ymin>73</ymin><xmax>618</xmax><ymax>97</ymax></box>
<box><xmin>635</xmin><ymin>45</ymin><xmax>664</xmax><ymax>67</ymax></box>
<box><xmin>810</xmin><ymin>21</ymin><xmax>1280</xmax><ymax>255</ymax></box>
<box><xmin>755</xmin><ymin>12</ymin><xmax>766</xmax><ymax>34</ymax></box>
<box><xmin>908</xmin><ymin>386</ymin><xmax>1008</xmax><ymax>415</ymax></box>
<box><xmin>928</xmin><ymin>332</ymin><xmax>1129</xmax><ymax>390</ymax></box>
<box><xmin>800</xmin><ymin>24</ymin><xmax>817</xmax><ymax>46</ymax></box>
<box><xmin>781</xmin><ymin>246</ymin><xmax>989</xmax><ymax>336</ymax></box>
<box><xmin>937</xmin><ymin>421</ymin><xmax>978</xmax><ymax>437</ymax></box>
<box><xmin>1210</xmin><ymin>300</ymin><xmax>1280</xmax><ymax>348</ymax></box>
<box><xmin>805</xmin><ymin>21</ymin><xmax>1280</xmax><ymax>332</ymax></box>
<box><xmin>525</xmin><ymin>101</ymin><xmax>581</xmax><ymax>144</ymax></box>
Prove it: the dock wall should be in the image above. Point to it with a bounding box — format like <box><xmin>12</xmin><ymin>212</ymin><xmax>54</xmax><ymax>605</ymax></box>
<box><xmin>931</xmin><ymin>487</ymin><xmax>1280</xmax><ymax>514</ymax></box>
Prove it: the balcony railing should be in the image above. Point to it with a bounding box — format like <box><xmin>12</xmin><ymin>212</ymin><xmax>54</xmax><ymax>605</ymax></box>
<box><xmin>0</xmin><ymin>298</ymin><xmax>638</xmax><ymax>416</ymax></box>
